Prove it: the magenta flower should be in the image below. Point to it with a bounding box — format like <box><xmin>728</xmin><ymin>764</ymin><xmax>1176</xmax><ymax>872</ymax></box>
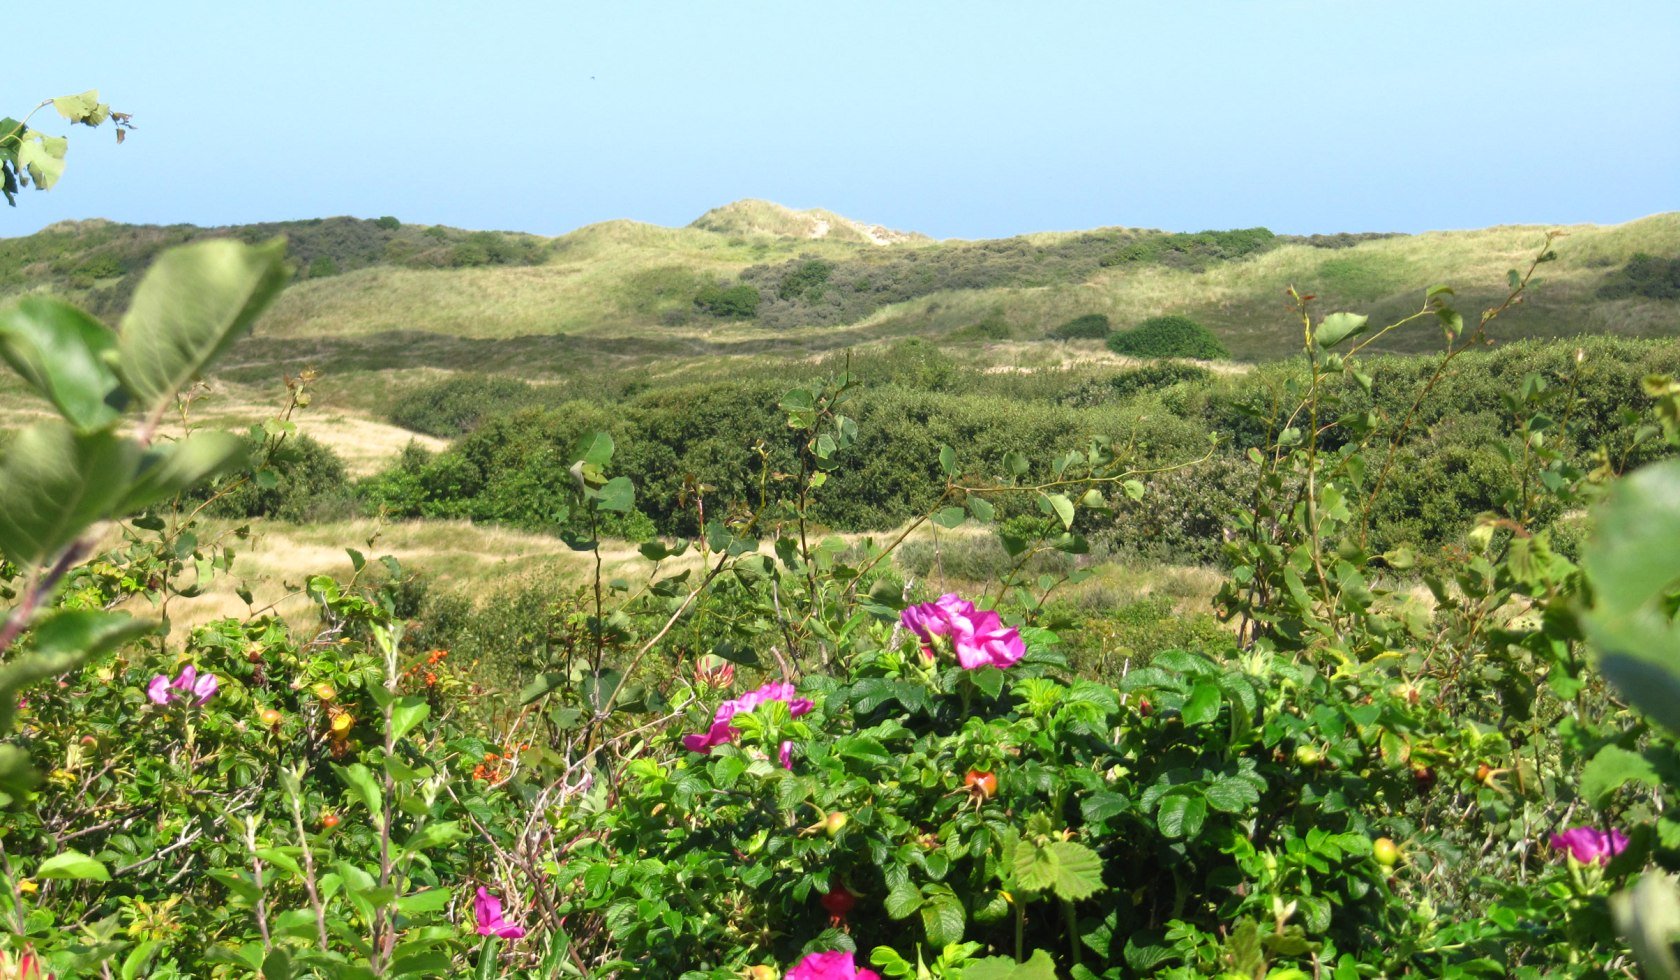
<box><xmin>787</xmin><ymin>951</ymin><xmax>880</xmax><ymax>980</ymax></box>
<box><xmin>682</xmin><ymin>681</ymin><xmax>813</xmax><ymax>754</ymax></box>
<box><xmin>1550</xmin><ymin>826</ymin><xmax>1628</xmax><ymax>866</ymax></box>
<box><xmin>473</xmin><ymin>886</ymin><xmax>526</xmax><ymax>939</ymax></box>
<box><xmin>779</xmin><ymin>740</ymin><xmax>794</xmax><ymax>770</ymax></box>
<box><xmin>147</xmin><ymin>665</ymin><xmax>218</xmax><ymax>706</ymax></box>
<box><xmin>900</xmin><ymin>594</ymin><xmax>1025</xmax><ymax>670</ymax></box>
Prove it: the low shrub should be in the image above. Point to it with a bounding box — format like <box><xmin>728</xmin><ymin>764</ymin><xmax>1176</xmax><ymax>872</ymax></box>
<box><xmin>1598</xmin><ymin>252</ymin><xmax>1680</xmax><ymax>300</ymax></box>
<box><xmin>388</xmin><ymin>374</ymin><xmax>545</xmax><ymax>438</ymax></box>
<box><xmin>1107</xmin><ymin>313</ymin><xmax>1230</xmax><ymax>359</ymax></box>
<box><xmin>1046</xmin><ymin>312</ymin><xmax>1111</xmax><ymax>340</ymax></box>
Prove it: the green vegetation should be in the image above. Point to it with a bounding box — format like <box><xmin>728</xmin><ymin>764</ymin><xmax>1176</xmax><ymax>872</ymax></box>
<box><xmin>1046</xmin><ymin>312</ymin><xmax>1111</xmax><ymax>340</ymax></box>
<box><xmin>7</xmin><ymin>234</ymin><xmax>1680</xmax><ymax>976</ymax></box>
<box><xmin>1098</xmin><ymin>226</ymin><xmax>1277</xmax><ymax>269</ymax></box>
<box><xmin>693</xmin><ymin>280</ymin><xmax>762</xmax><ymax>318</ymax></box>
<box><xmin>1106</xmin><ymin>313</ymin><xmax>1230</xmax><ymax>359</ymax></box>
<box><xmin>1599</xmin><ymin>252</ymin><xmax>1680</xmax><ymax>300</ymax></box>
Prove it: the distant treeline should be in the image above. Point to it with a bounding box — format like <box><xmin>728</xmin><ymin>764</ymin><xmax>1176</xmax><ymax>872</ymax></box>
<box><xmin>240</xmin><ymin>336</ymin><xmax>1679</xmax><ymax>571</ymax></box>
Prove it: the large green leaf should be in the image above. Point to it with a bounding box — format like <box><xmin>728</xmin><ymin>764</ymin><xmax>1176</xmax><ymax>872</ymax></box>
<box><xmin>0</xmin><ymin>296</ymin><xmax>123</xmax><ymax>429</ymax></box>
<box><xmin>1581</xmin><ymin>745</ymin><xmax>1660</xmax><ymax>809</ymax></box>
<box><xmin>119</xmin><ymin>431</ymin><xmax>247</xmax><ymax>512</ymax></box>
<box><xmin>0</xmin><ymin>422</ymin><xmax>139</xmax><ymax>565</ymax></box>
<box><xmin>1313</xmin><ymin>312</ymin><xmax>1370</xmax><ymax>349</ymax></box>
<box><xmin>116</xmin><ymin>238</ymin><xmax>289</xmax><ymax>411</ymax></box>
<box><xmin>1582</xmin><ymin>460</ymin><xmax>1680</xmax><ymax>733</ymax></box>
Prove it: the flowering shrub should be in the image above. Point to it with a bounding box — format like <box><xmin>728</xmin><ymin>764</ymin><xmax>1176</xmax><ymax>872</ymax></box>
<box><xmin>1</xmin><ymin>234</ymin><xmax>1678</xmax><ymax>977</ymax></box>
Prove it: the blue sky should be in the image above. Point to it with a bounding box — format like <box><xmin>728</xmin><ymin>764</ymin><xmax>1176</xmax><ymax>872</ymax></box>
<box><xmin>8</xmin><ymin>1</ymin><xmax>1678</xmax><ymax>239</ymax></box>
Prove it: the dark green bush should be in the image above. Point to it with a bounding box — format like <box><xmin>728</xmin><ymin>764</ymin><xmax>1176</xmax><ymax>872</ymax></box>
<box><xmin>388</xmin><ymin>374</ymin><xmax>545</xmax><ymax>437</ymax></box>
<box><xmin>374</xmin><ymin>215</ymin><xmax>401</xmax><ymax>230</ymax></box>
<box><xmin>1047</xmin><ymin>312</ymin><xmax>1111</xmax><ymax>340</ymax></box>
<box><xmin>1107</xmin><ymin>314</ymin><xmax>1230</xmax><ymax>359</ymax></box>
<box><xmin>694</xmin><ymin>281</ymin><xmax>762</xmax><ymax>318</ymax></box>
<box><xmin>1099</xmin><ymin>227</ymin><xmax>1276</xmax><ymax>269</ymax></box>
<box><xmin>1598</xmin><ymin>252</ymin><xmax>1680</xmax><ymax>300</ymax></box>
<box><xmin>205</xmin><ymin>434</ymin><xmax>356</xmax><ymax>523</ymax></box>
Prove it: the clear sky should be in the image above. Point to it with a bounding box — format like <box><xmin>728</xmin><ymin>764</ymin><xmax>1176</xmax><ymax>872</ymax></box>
<box><xmin>8</xmin><ymin>1</ymin><xmax>1679</xmax><ymax>240</ymax></box>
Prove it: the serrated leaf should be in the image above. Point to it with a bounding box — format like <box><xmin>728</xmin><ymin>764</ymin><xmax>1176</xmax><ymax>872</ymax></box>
<box><xmin>1013</xmin><ymin>839</ymin><xmax>1105</xmax><ymax>900</ymax></box>
<box><xmin>1156</xmin><ymin>793</ymin><xmax>1208</xmax><ymax>839</ymax></box>
<box><xmin>964</xmin><ymin>951</ymin><xmax>1058</xmax><ymax>980</ymax></box>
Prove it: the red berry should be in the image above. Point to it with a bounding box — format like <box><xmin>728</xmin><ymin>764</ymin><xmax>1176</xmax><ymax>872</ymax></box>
<box><xmin>820</xmin><ymin>886</ymin><xmax>856</xmax><ymax>916</ymax></box>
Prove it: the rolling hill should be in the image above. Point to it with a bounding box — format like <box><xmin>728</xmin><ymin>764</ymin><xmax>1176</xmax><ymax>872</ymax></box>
<box><xmin>1</xmin><ymin>204</ymin><xmax>1676</xmax><ymax>421</ymax></box>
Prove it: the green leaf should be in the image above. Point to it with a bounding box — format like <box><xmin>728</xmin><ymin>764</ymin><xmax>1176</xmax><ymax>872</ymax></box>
<box><xmin>920</xmin><ymin>886</ymin><xmax>966</xmax><ymax>950</ymax></box>
<box><xmin>401</xmin><ymin>822</ymin><xmax>466</xmax><ymax>857</ymax></box>
<box><xmin>1045</xmin><ymin>492</ymin><xmax>1075</xmax><ymax>530</ymax></box>
<box><xmin>1582</xmin><ymin>460</ymin><xmax>1680</xmax><ymax>733</ymax></box>
<box><xmin>119</xmin><ymin>431</ymin><xmax>248</xmax><ymax>512</ymax></box>
<box><xmin>1204</xmin><ymin>775</ymin><xmax>1261</xmax><ymax>814</ymax></box>
<box><xmin>51</xmin><ymin>90</ymin><xmax>103</xmax><ymax>122</ymax></box>
<box><xmin>596</xmin><ymin>476</ymin><xmax>634</xmax><ymax>513</ymax></box>
<box><xmin>938</xmin><ymin>444</ymin><xmax>957</xmax><ymax>477</ymax></box>
<box><xmin>1181</xmin><ymin>681</ymin><xmax>1221</xmax><ymax>726</ymax></box>
<box><xmin>1012</xmin><ymin>839</ymin><xmax>1105</xmax><ymax>901</ymax></box>
<box><xmin>17</xmin><ymin>134</ymin><xmax>67</xmax><ymax>191</ymax></box>
<box><xmin>0</xmin><ymin>296</ymin><xmax>123</xmax><ymax>430</ymax></box>
<box><xmin>1611</xmin><ymin>871</ymin><xmax>1680</xmax><ymax>980</ymax></box>
<box><xmin>1581</xmin><ymin>745</ymin><xmax>1660</xmax><ymax>809</ymax></box>
<box><xmin>884</xmin><ymin>878</ymin><xmax>922</xmax><ymax>919</ymax></box>
<box><xmin>966</xmin><ymin>495</ymin><xmax>996</xmax><ymax>523</ymax></box>
<box><xmin>932</xmin><ymin>506</ymin><xmax>967</xmax><ymax>529</ymax></box>
<box><xmin>964</xmin><ymin>951</ymin><xmax>1058</xmax><ymax>980</ymax></box>
<box><xmin>1156</xmin><ymin>793</ymin><xmax>1208</xmax><ymax>839</ymax></box>
<box><xmin>1122</xmin><ymin>479</ymin><xmax>1145</xmax><ymax>501</ymax></box>
<box><xmin>116</xmin><ymin>238</ymin><xmax>290</xmax><ymax>412</ymax></box>
<box><xmin>334</xmin><ymin>763</ymin><xmax>384</xmax><ymax>824</ymax></box>
<box><xmin>1314</xmin><ymin>312</ymin><xmax>1369</xmax><ymax>349</ymax></box>
<box><xmin>390</xmin><ymin>696</ymin><xmax>430</xmax><ymax>743</ymax></box>
<box><xmin>37</xmin><ymin>848</ymin><xmax>110</xmax><ymax>881</ymax></box>
<box><xmin>0</xmin><ymin>422</ymin><xmax>138</xmax><ymax>565</ymax></box>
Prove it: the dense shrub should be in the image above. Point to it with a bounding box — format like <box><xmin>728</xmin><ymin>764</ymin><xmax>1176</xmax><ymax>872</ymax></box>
<box><xmin>1046</xmin><ymin>312</ymin><xmax>1111</xmax><ymax>340</ymax></box>
<box><xmin>1598</xmin><ymin>251</ymin><xmax>1680</xmax><ymax>299</ymax></box>
<box><xmin>1098</xmin><ymin>227</ymin><xmax>1276</xmax><ymax>268</ymax></box>
<box><xmin>202</xmin><ymin>433</ymin><xmax>356</xmax><ymax>522</ymax></box>
<box><xmin>388</xmin><ymin>374</ymin><xmax>545</xmax><ymax>437</ymax></box>
<box><xmin>694</xmin><ymin>281</ymin><xmax>762</xmax><ymax>318</ymax></box>
<box><xmin>1107</xmin><ymin>313</ymin><xmax>1230</xmax><ymax>359</ymax></box>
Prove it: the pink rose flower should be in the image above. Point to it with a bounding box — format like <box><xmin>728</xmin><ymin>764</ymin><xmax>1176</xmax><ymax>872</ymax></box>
<box><xmin>473</xmin><ymin>886</ymin><xmax>526</xmax><ymax>939</ymax></box>
<box><xmin>901</xmin><ymin>594</ymin><xmax>1025</xmax><ymax>670</ymax></box>
<box><xmin>1550</xmin><ymin>826</ymin><xmax>1628</xmax><ymax>866</ymax></box>
<box><xmin>787</xmin><ymin>950</ymin><xmax>880</xmax><ymax>980</ymax></box>
<box><xmin>682</xmin><ymin>681</ymin><xmax>813</xmax><ymax>754</ymax></box>
<box><xmin>779</xmin><ymin>740</ymin><xmax>794</xmax><ymax>770</ymax></box>
<box><xmin>147</xmin><ymin>665</ymin><xmax>218</xmax><ymax>706</ymax></box>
